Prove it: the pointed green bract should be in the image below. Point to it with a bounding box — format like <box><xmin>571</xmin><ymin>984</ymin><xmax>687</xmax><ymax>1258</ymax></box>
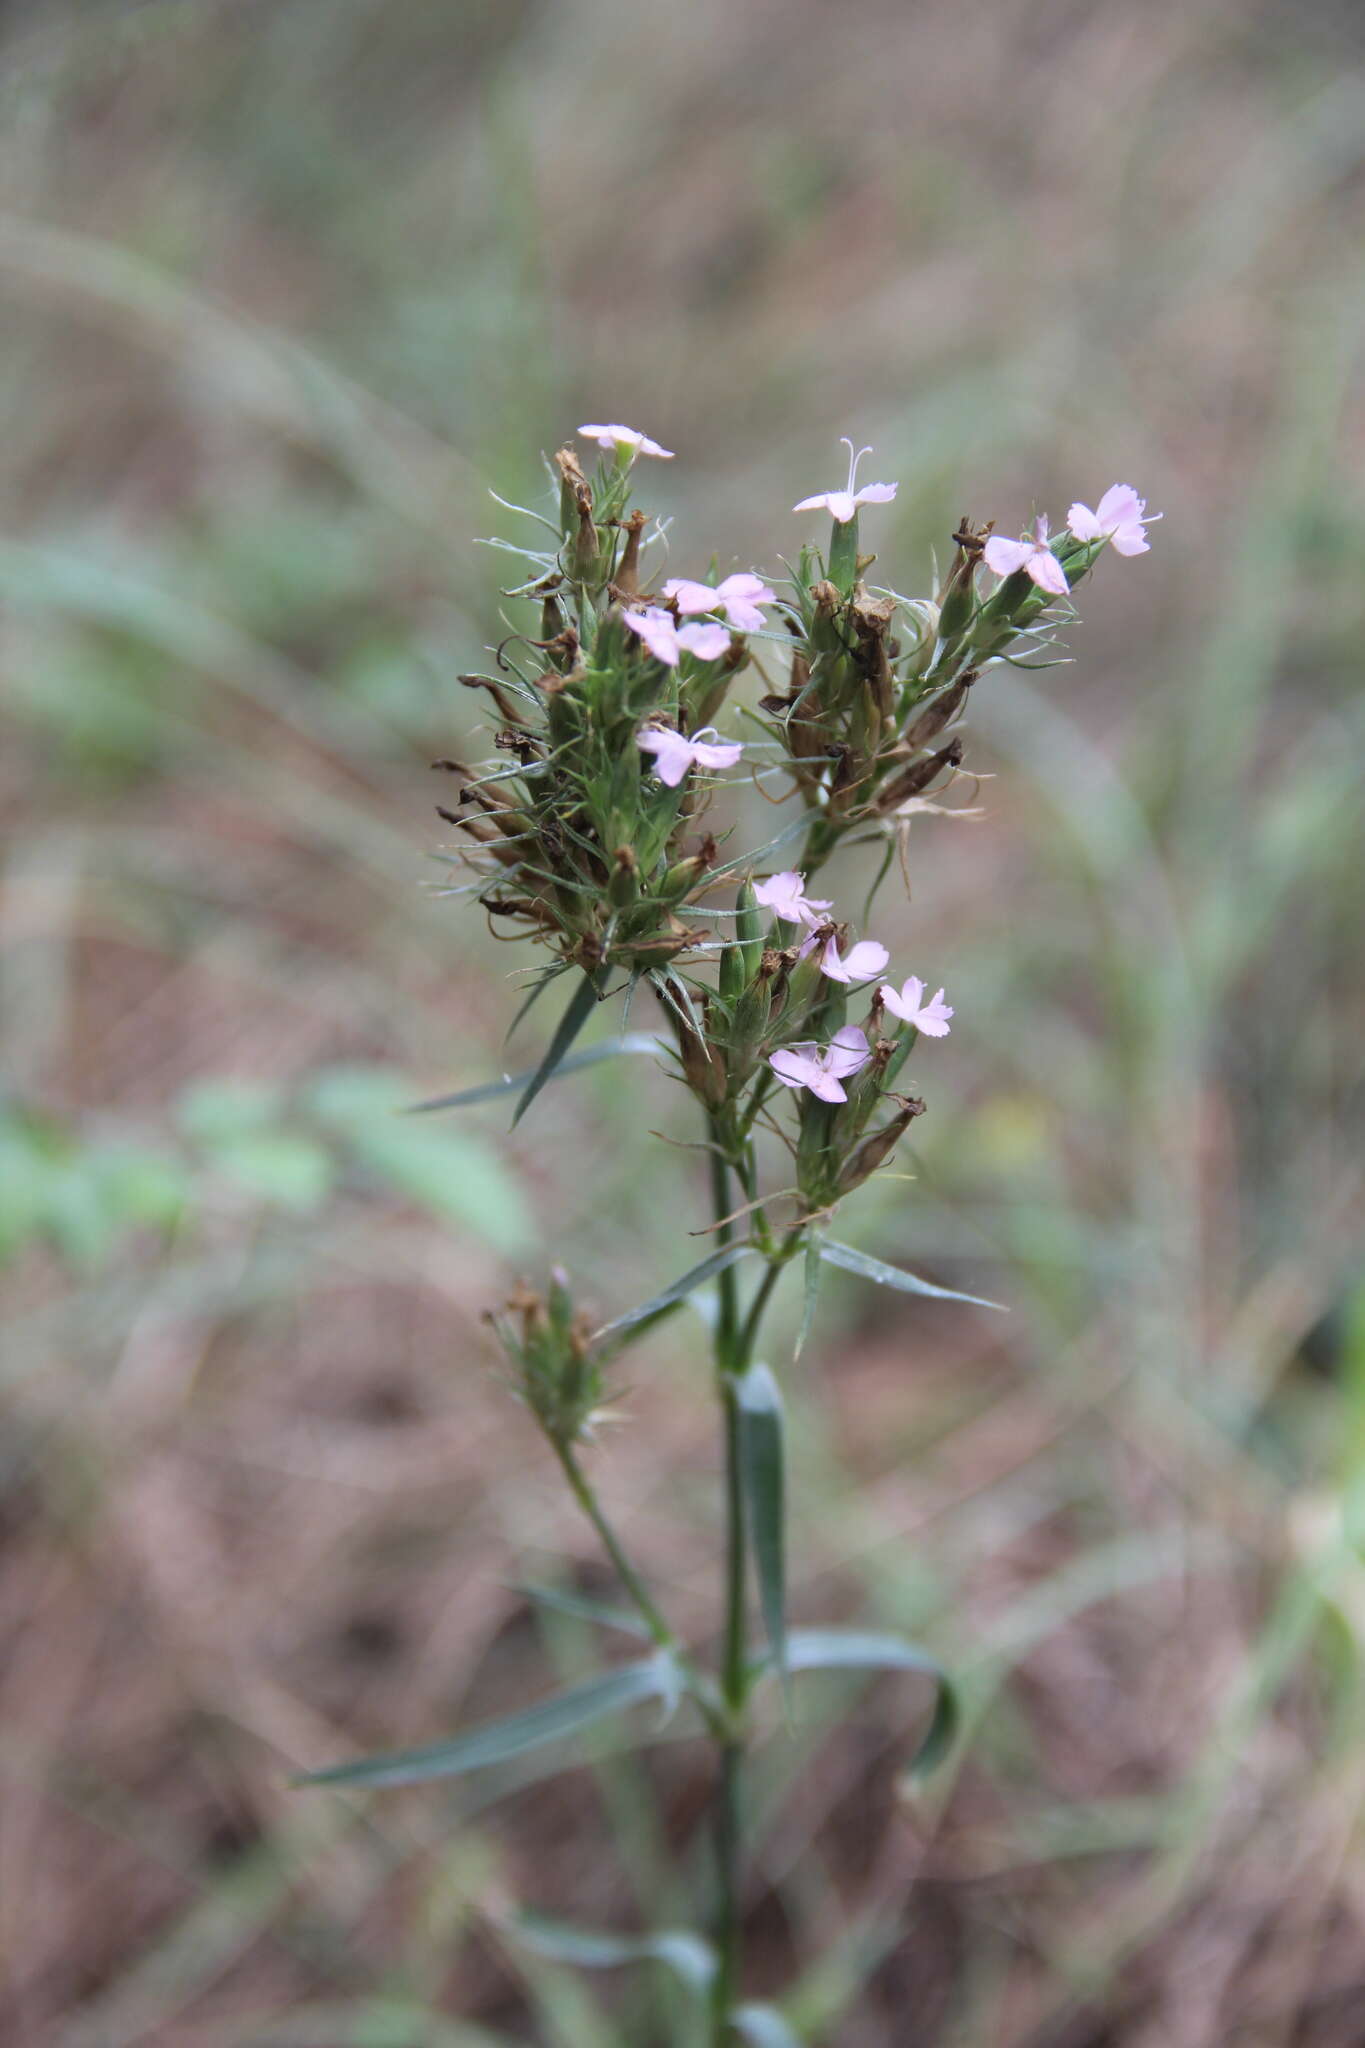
<box><xmin>516</xmin><ymin>1581</ymin><xmax>651</xmax><ymax>1639</ymax></box>
<box><xmin>819</xmin><ymin>1237</ymin><xmax>1005</xmax><ymax>1311</ymax></box>
<box><xmin>297</xmin><ymin>1653</ymin><xmax>677</xmax><ymax>1790</ymax></box>
<box><xmin>736</xmin><ymin>1361</ymin><xmax>787</xmax><ymax>1679</ymax></box>
<box><xmin>511</xmin><ymin>970</ymin><xmax>609</xmax><ymax>1126</ymax></box>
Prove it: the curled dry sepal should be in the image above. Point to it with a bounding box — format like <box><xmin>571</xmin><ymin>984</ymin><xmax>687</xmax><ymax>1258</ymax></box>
<box><xmin>444</xmin><ymin>424</ymin><xmax>1154</xmax><ymax>1220</ymax></box>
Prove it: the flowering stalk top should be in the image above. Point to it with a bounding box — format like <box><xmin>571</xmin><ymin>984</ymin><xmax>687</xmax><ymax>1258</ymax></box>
<box><xmin>794</xmin><ymin>437</ymin><xmax>898</xmax><ymax>524</ymax></box>
<box><xmin>1068</xmin><ymin>483</ymin><xmax>1158</xmax><ymax>556</ymax></box>
<box><xmin>982</xmin><ymin>515</ymin><xmax>1069</xmax><ymax>596</ymax></box>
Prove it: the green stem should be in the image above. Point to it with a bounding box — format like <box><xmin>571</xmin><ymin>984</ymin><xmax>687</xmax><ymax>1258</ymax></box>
<box><xmin>551</xmin><ymin>1436</ymin><xmax>676</xmax><ymax>1649</ymax></box>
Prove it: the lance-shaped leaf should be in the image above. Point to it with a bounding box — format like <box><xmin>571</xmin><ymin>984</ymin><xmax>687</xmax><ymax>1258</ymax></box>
<box><xmin>297</xmin><ymin>1651</ymin><xmax>678</xmax><ymax>1791</ymax></box>
<box><xmin>819</xmin><ymin>1238</ymin><xmax>1005</xmax><ymax>1312</ymax></box>
<box><xmin>515</xmin><ymin>1581</ymin><xmax>651</xmax><ymax>1640</ymax></box>
<box><xmin>735</xmin><ymin>1362</ymin><xmax>787</xmax><ymax>1679</ymax></box>
<box><xmin>731</xmin><ymin>2004</ymin><xmax>805</xmax><ymax>2048</ymax></box>
<box><xmin>512</xmin><ymin>971</ymin><xmax>606</xmax><ymax>1127</ymax></box>
<box><xmin>409</xmin><ymin>1034</ymin><xmax>665</xmax><ymax>1114</ymax></box>
<box><xmin>591</xmin><ymin>1241</ymin><xmax>754</xmax><ymax>1348</ymax></box>
<box><xmin>783</xmin><ymin>1628</ymin><xmax>960</xmax><ymax>1781</ymax></box>
<box><xmin>795</xmin><ymin>1228</ymin><xmax>824</xmax><ymax>1361</ymax></box>
<box><xmin>512</xmin><ymin>1912</ymin><xmax>716</xmax><ymax>1995</ymax></box>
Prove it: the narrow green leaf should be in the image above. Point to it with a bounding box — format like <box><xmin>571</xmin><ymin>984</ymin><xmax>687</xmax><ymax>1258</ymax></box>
<box><xmin>819</xmin><ymin>1238</ymin><xmax>1005</xmax><ymax>1311</ymax></box>
<box><xmin>795</xmin><ymin>1228</ymin><xmax>824</xmax><ymax>1361</ymax></box>
<box><xmin>512</xmin><ymin>1912</ymin><xmax>716</xmax><ymax>1994</ymax></box>
<box><xmin>410</xmin><ymin>1034</ymin><xmax>665</xmax><ymax>1113</ymax></box>
<box><xmin>731</xmin><ymin>2003</ymin><xmax>804</xmax><ymax>2047</ymax></box>
<box><xmin>591</xmin><ymin>1241</ymin><xmax>754</xmax><ymax>1346</ymax></box>
<box><xmin>784</xmin><ymin>1628</ymin><xmax>960</xmax><ymax>1781</ymax></box>
<box><xmin>736</xmin><ymin>1362</ymin><xmax>786</xmax><ymax>1679</ymax></box>
<box><xmin>512</xmin><ymin>971</ymin><xmax>604</xmax><ymax>1127</ymax></box>
<box><xmin>297</xmin><ymin>1654</ymin><xmax>673</xmax><ymax>1791</ymax></box>
<box><xmin>515</xmin><ymin>1582</ymin><xmax>651</xmax><ymax>1640</ymax></box>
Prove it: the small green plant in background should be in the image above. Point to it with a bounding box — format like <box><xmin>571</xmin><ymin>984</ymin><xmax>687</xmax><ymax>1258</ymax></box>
<box><xmin>296</xmin><ymin>425</ymin><xmax>1157</xmax><ymax>2043</ymax></box>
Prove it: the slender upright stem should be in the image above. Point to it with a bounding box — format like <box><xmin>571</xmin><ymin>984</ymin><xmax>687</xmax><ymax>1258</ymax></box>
<box><xmin>551</xmin><ymin>1436</ymin><xmax>676</xmax><ymax>1648</ymax></box>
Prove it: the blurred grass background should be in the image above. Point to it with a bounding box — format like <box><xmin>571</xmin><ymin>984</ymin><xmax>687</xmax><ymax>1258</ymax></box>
<box><xmin>2</xmin><ymin>1</ymin><xmax>1364</xmax><ymax>2042</ymax></box>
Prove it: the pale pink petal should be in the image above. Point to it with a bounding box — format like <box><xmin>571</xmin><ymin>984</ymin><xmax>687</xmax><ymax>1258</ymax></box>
<box><xmin>579</xmin><ymin>422</ymin><xmax>673</xmax><ymax>459</ymax></box>
<box><xmin>824</xmin><ymin>1025</ymin><xmax>871</xmax><ymax>1079</ymax></box>
<box><xmin>1026</xmin><ymin>547</ymin><xmax>1070</xmax><ymax>596</ymax></box>
<box><xmin>982</xmin><ymin>535</ymin><xmax>1033</xmax><ymax>578</ymax></box>
<box><xmin>637</xmin><ymin>728</ymin><xmax>694</xmax><ymax>786</ymax></box>
<box><xmin>1096</xmin><ymin>484</ymin><xmax>1143</xmax><ymax>529</ymax></box>
<box><xmin>818</xmin><ymin>937</ymin><xmax>854</xmax><ymax>983</ymax></box>
<box><xmin>716</xmin><ymin>573</ymin><xmax>774</xmax><ymax>605</ymax></box>
<box><xmin>1067</xmin><ymin>500</ymin><xmax>1103</xmax><ymax>542</ymax></box>
<box><xmin>805</xmin><ymin>1069</ymin><xmax>850</xmax><ymax>1103</ymax></box>
<box><xmin>753</xmin><ymin>872</ymin><xmax>831</xmax><ymax>926</ymax></box>
<box><xmin>839</xmin><ymin>940</ymin><xmax>890</xmax><ymax>983</ymax></box>
<box><xmin>878</xmin><ymin>975</ymin><xmax>923</xmax><ymax>1024</ymax></box>
<box><xmin>1109</xmin><ymin>522</ymin><xmax>1150</xmax><ymax>557</ymax></box>
<box><xmin>676</xmin><ymin>622</ymin><xmax>732</xmax><ymax>662</ymax></box>
<box><xmin>853</xmin><ymin>482</ymin><xmax>898</xmax><ymax>506</ymax></box>
<box><xmin>663</xmin><ymin>577</ymin><xmax>720</xmax><ymax>616</ymax></box>
<box><xmin>686</xmin><ymin>727</ymin><xmax>743</xmax><ymax>771</ymax></box>
<box><xmin>769</xmin><ymin>1045</ymin><xmax>823</xmax><ymax>1091</ymax></box>
<box><xmin>792</xmin><ymin>492</ymin><xmax>834</xmax><ymax>515</ymax></box>
<box><xmin>916</xmin><ymin>988</ymin><xmax>954</xmax><ymax>1037</ymax></box>
<box><xmin>624</xmin><ymin>607</ymin><xmax>680</xmax><ymax>666</ymax></box>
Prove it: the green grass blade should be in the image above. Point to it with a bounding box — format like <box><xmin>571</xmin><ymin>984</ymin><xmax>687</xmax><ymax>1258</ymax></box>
<box><xmin>516</xmin><ymin>1582</ymin><xmax>652</xmax><ymax>1639</ymax></box>
<box><xmin>297</xmin><ymin>1655</ymin><xmax>673</xmax><ymax>1791</ymax></box>
<box><xmin>819</xmin><ymin>1237</ymin><xmax>1005</xmax><ymax>1311</ymax></box>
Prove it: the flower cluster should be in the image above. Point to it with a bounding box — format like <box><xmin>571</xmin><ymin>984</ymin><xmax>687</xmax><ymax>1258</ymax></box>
<box><xmin>444</xmin><ymin>424</ymin><xmax>1154</xmax><ymax>1219</ymax></box>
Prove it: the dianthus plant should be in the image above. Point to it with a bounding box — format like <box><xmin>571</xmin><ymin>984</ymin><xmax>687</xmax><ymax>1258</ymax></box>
<box><xmin>303</xmin><ymin>426</ymin><xmax>1155</xmax><ymax>2043</ymax></box>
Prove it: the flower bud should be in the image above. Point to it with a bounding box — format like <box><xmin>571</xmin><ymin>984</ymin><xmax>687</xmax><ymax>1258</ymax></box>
<box><xmin>837</xmin><ymin>1095</ymin><xmax>926</xmax><ymax>1195</ymax></box>
<box><xmin>490</xmin><ymin>1275</ymin><xmax>603</xmax><ymax>1447</ymax></box>
<box><xmin>902</xmin><ymin>671</ymin><xmax>974</xmax><ymax>753</ymax></box>
<box><xmin>875</xmin><ymin>735</ymin><xmax>964</xmax><ymax>814</ymax></box>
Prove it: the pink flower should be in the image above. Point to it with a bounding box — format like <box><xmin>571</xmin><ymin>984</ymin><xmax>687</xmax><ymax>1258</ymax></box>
<box><xmin>768</xmin><ymin>1026</ymin><xmax>871</xmax><ymax>1103</ymax></box>
<box><xmin>794</xmin><ymin>438</ymin><xmax>898</xmax><ymax>524</ymax></box>
<box><xmin>663</xmin><ymin>573</ymin><xmax>777</xmax><ymax>633</ymax></box>
<box><xmin>982</xmin><ymin>516</ymin><xmax>1069</xmax><ymax>596</ymax></box>
<box><xmin>752</xmin><ymin>870</ymin><xmax>832</xmax><ymax>929</ymax></box>
<box><xmin>878</xmin><ymin>975</ymin><xmax>954</xmax><ymax>1037</ymax></box>
<box><xmin>578</xmin><ymin>422</ymin><xmax>674</xmax><ymax>461</ymax></box>
<box><xmin>818</xmin><ymin>935</ymin><xmax>890</xmax><ymax>985</ymax></box>
<box><xmin>637</xmin><ymin>725</ymin><xmax>743</xmax><ymax>787</ymax></box>
<box><xmin>1067</xmin><ymin>484</ymin><xmax>1158</xmax><ymax>557</ymax></box>
<box><xmin>624</xmin><ymin>607</ymin><xmax>731</xmax><ymax>667</ymax></box>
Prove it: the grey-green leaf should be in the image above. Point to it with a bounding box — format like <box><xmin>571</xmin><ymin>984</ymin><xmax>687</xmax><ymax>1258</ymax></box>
<box><xmin>784</xmin><ymin>1628</ymin><xmax>960</xmax><ymax>1780</ymax></box>
<box><xmin>297</xmin><ymin>1653</ymin><xmax>675</xmax><ymax>1791</ymax></box>
<box><xmin>516</xmin><ymin>1582</ymin><xmax>651</xmax><ymax>1640</ymax></box>
<box><xmin>512</xmin><ymin>1913</ymin><xmax>717</xmax><ymax>1994</ymax></box>
<box><xmin>731</xmin><ymin>2003</ymin><xmax>804</xmax><ymax>2048</ymax></box>
<box><xmin>591</xmin><ymin>1241</ymin><xmax>754</xmax><ymax>1347</ymax></box>
<box><xmin>736</xmin><ymin>1362</ymin><xmax>786</xmax><ymax>1679</ymax></box>
<box><xmin>795</xmin><ymin>1228</ymin><xmax>824</xmax><ymax>1361</ymax></box>
<box><xmin>512</xmin><ymin>971</ymin><xmax>605</xmax><ymax>1127</ymax></box>
<box><xmin>410</xmin><ymin>1034</ymin><xmax>665</xmax><ymax>1113</ymax></box>
<box><xmin>819</xmin><ymin>1238</ymin><xmax>1005</xmax><ymax>1311</ymax></box>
